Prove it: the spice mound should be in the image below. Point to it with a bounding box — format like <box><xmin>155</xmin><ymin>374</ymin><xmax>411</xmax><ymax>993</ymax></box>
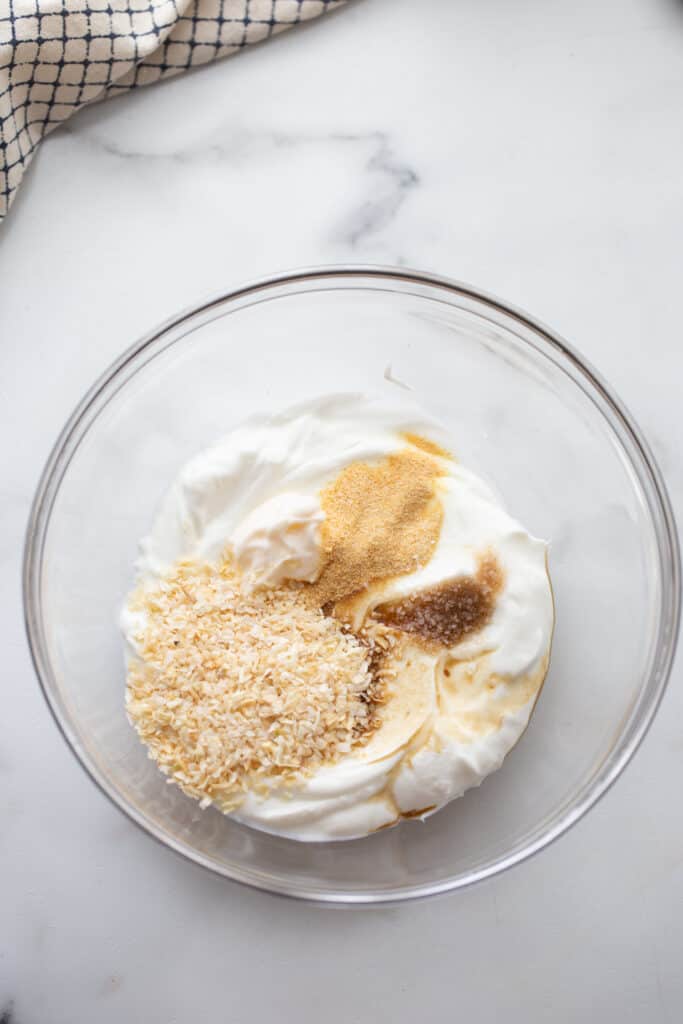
<box><xmin>125</xmin><ymin>559</ymin><xmax>392</xmax><ymax>812</ymax></box>
<box><xmin>375</xmin><ymin>553</ymin><xmax>503</xmax><ymax>648</ymax></box>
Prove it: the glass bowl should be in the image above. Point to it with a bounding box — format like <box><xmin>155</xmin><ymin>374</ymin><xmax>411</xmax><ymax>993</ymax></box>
<box><xmin>24</xmin><ymin>267</ymin><xmax>680</xmax><ymax>904</ymax></box>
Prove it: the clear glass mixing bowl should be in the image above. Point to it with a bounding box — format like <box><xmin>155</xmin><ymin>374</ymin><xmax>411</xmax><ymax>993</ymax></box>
<box><xmin>24</xmin><ymin>267</ymin><xmax>680</xmax><ymax>903</ymax></box>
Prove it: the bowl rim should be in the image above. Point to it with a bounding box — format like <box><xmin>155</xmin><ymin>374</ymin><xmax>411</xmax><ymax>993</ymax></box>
<box><xmin>23</xmin><ymin>264</ymin><xmax>681</xmax><ymax>905</ymax></box>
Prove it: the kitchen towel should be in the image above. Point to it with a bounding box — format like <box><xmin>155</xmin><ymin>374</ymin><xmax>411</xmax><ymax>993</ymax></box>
<box><xmin>0</xmin><ymin>0</ymin><xmax>343</xmax><ymax>220</ymax></box>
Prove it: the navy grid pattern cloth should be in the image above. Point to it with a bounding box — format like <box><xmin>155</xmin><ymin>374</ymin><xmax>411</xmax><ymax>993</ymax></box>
<box><xmin>0</xmin><ymin>0</ymin><xmax>343</xmax><ymax>220</ymax></box>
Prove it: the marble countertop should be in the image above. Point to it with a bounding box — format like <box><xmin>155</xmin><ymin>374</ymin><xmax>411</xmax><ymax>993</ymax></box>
<box><xmin>2</xmin><ymin>0</ymin><xmax>683</xmax><ymax>1020</ymax></box>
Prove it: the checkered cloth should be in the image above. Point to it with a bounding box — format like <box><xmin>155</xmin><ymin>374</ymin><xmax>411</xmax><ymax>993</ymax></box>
<box><xmin>0</xmin><ymin>0</ymin><xmax>343</xmax><ymax>220</ymax></box>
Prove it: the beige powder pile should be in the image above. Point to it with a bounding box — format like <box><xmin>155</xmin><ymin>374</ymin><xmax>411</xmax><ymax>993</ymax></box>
<box><xmin>311</xmin><ymin>446</ymin><xmax>446</xmax><ymax>608</ymax></box>
<box><xmin>126</xmin><ymin>560</ymin><xmax>394</xmax><ymax>812</ymax></box>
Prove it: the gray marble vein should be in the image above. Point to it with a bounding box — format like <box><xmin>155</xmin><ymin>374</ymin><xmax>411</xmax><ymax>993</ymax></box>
<box><xmin>63</xmin><ymin>123</ymin><xmax>419</xmax><ymax>248</ymax></box>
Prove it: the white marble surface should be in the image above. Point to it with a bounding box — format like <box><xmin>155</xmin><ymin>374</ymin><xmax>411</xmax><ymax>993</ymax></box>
<box><xmin>2</xmin><ymin>0</ymin><xmax>683</xmax><ymax>1020</ymax></box>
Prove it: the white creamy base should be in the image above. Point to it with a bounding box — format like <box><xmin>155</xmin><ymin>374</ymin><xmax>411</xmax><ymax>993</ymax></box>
<box><xmin>123</xmin><ymin>394</ymin><xmax>554</xmax><ymax>841</ymax></box>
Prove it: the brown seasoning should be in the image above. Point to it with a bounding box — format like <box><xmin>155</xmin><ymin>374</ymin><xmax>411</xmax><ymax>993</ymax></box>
<box><xmin>374</xmin><ymin>552</ymin><xmax>503</xmax><ymax>648</ymax></box>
